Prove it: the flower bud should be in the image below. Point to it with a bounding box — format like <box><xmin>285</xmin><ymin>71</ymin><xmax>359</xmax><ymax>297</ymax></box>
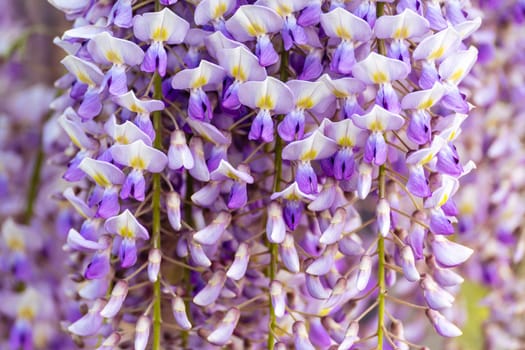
<box><xmin>100</xmin><ymin>280</ymin><xmax>128</xmax><ymax>318</ymax></box>
<box><xmin>377</xmin><ymin>199</ymin><xmax>391</xmax><ymax>237</ymax></box>
<box><xmin>148</xmin><ymin>248</ymin><xmax>162</xmax><ymax>283</ymax></box>
<box><xmin>166</xmin><ymin>192</ymin><xmax>182</xmax><ymax>231</ymax></box>
<box><xmin>172</xmin><ymin>295</ymin><xmax>192</xmax><ymax>330</ymax></box>
<box><xmin>134</xmin><ymin>316</ymin><xmax>151</xmax><ymax>350</ymax></box>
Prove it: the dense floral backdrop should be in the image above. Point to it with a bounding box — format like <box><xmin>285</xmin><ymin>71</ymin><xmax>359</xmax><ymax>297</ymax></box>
<box><xmin>0</xmin><ymin>0</ymin><xmax>524</xmax><ymax>349</ymax></box>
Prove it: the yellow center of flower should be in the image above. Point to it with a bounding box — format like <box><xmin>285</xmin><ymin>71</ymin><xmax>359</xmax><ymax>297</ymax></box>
<box><xmin>119</xmin><ymin>226</ymin><xmax>135</xmax><ymax>239</ymax></box>
<box><xmin>418</xmin><ymin>98</ymin><xmax>434</xmax><ymax>110</ymax></box>
<box><xmin>214</xmin><ymin>2</ymin><xmax>227</xmax><ymax>19</ymax></box>
<box><xmin>296</xmin><ymin>97</ymin><xmax>314</xmax><ymax>110</ymax></box>
<box><xmin>231</xmin><ymin>65</ymin><xmax>246</xmax><ymax>81</ymax></box>
<box><xmin>130</xmin><ymin>157</ymin><xmax>146</xmax><ymax>169</ymax></box>
<box><xmin>18</xmin><ymin>306</ymin><xmax>35</xmax><ymax>321</ymax></box>
<box><xmin>335</xmin><ymin>26</ymin><xmax>352</xmax><ymax>41</ymax></box>
<box><xmin>393</xmin><ymin>26</ymin><xmax>409</xmax><ymax>39</ymax></box>
<box><xmin>92</xmin><ymin>172</ymin><xmax>111</xmax><ymax>187</ymax></box>
<box><xmin>301</xmin><ymin>150</ymin><xmax>317</xmax><ymax>161</ymax></box>
<box><xmin>428</xmin><ymin>46</ymin><xmax>445</xmax><ymax>60</ymax></box>
<box><xmin>438</xmin><ymin>193</ymin><xmax>449</xmax><ymax>207</ymax></box>
<box><xmin>449</xmin><ymin>69</ymin><xmax>464</xmax><ymax>83</ymax></box>
<box><xmin>116</xmin><ymin>135</ymin><xmax>129</xmax><ymax>144</ymax></box>
<box><xmin>339</xmin><ymin>137</ymin><xmax>354</xmax><ymax>147</ymax></box>
<box><xmin>372</xmin><ymin>71</ymin><xmax>389</xmax><ymax>84</ymax></box>
<box><xmin>106</xmin><ymin>50</ymin><xmax>123</xmax><ymax>65</ymax></box>
<box><xmin>130</xmin><ymin>103</ymin><xmax>146</xmax><ymax>114</ymax></box>
<box><xmin>152</xmin><ymin>27</ymin><xmax>169</xmax><ymax>42</ymax></box>
<box><xmin>257</xmin><ymin>95</ymin><xmax>274</xmax><ymax>110</ymax></box>
<box><xmin>7</xmin><ymin>237</ymin><xmax>24</xmax><ymax>251</ymax></box>
<box><xmin>276</xmin><ymin>3</ymin><xmax>292</xmax><ymax>16</ymax></box>
<box><xmin>77</xmin><ymin>71</ymin><xmax>94</xmax><ymax>86</ymax></box>
<box><xmin>368</xmin><ymin>120</ymin><xmax>384</xmax><ymax>132</ymax></box>
<box><xmin>247</xmin><ymin>22</ymin><xmax>266</xmax><ymax>37</ymax></box>
<box><xmin>192</xmin><ymin>75</ymin><xmax>208</xmax><ymax>89</ymax></box>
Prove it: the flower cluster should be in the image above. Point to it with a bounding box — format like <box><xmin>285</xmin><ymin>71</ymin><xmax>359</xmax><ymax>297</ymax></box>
<box><xmin>47</xmin><ymin>0</ymin><xmax>481</xmax><ymax>349</ymax></box>
<box><xmin>0</xmin><ymin>5</ymin><xmax>77</xmax><ymax>349</ymax></box>
<box><xmin>455</xmin><ymin>1</ymin><xmax>525</xmax><ymax>349</ymax></box>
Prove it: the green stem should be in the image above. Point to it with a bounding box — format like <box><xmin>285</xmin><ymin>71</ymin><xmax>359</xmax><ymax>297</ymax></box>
<box><xmin>151</xmin><ymin>59</ymin><xmax>163</xmax><ymax>349</ymax></box>
<box><xmin>23</xmin><ymin>146</ymin><xmax>44</xmax><ymax>224</ymax></box>
<box><xmin>182</xmin><ymin>173</ymin><xmax>194</xmax><ymax>348</ymax></box>
<box><xmin>376</xmin><ymin>4</ymin><xmax>387</xmax><ymax>350</ymax></box>
<box><xmin>267</xmin><ymin>49</ymin><xmax>289</xmax><ymax>350</ymax></box>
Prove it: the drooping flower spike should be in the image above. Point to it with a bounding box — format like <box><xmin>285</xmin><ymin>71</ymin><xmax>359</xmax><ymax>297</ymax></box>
<box><xmin>44</xmin><ymin>0</ymin><xmax>485</xmax><ymax>348</ymax></box>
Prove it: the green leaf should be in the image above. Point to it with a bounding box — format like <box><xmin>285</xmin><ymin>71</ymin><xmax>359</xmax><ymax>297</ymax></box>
<box><xmin>455</xmin><ymin>280</ymin><xmax>490</xmax><ymax>350</ymax></box>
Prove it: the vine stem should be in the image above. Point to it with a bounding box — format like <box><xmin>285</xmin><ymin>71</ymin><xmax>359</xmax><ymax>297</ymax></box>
<box><xmin>376</xmin><ymin>3</ymin><xmax>387</xmax><ymax>350</ymax></box>
<box><xmin>267</xmin><ymin>49</ymin><xmax>289</xmax><ymax>350</ymax></box>
<box><xmin>23</xmin><ymin>144</ymin><xmax>44</xmax><ymax>224</ymax></box>
<box><xmin>151</xmin><ymin>0</ymin><xmax>163</xmax><ymax>344</ymax></box>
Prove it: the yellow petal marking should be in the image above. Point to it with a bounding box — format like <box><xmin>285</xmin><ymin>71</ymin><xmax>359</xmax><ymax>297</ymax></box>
<box><xmin>116</xmin><ymin>135</ymin><xmax>129</xmax><ymax>144</ymax></box>
<box><xmin>276</xmin><ymin>3</ymin><xmax>292</xmax><ymax>16</ymax></box>
<box><xmin>301</xmin><ymin>150</ymin><xmax>317</xmax><ymax>161</ymax></box>
<box><xmin>418</xmin><ymin>98</ymin><xmax>434</xmax><ymax>110</ymax></box>
<box><xmin>428</xmin><ymin>46</ymin><xmax>445</xmax><ymax>60</ymax></box>
<box><xmin>372</xmin><ymin>71</ymin><xmax>389</xmax><ymax>84</ymax></box>
<box><xmin>7</xmin><ymin>237</ymin><xmax>24</xmax><ymax>251</ymax></box>
<box><xmin>247</xmin><ymin>22</ymin><xmax>266</xmax><ymax>37</ymax></box>
<box><xmin>152</xmin><ymin>27</ymin><xmax>169</xmax><ymax>42</ymax></box>
<box><xmin>130</xmin><ymin>103</ymin><xmax>147</xmax><ymax>114</ymax></box>
<box><xmin>213</xmin><ymin>2</ymin><xmax>227</xmax><ymax>19</ymax></box>
<box><xmin>438</xmin><ymin>193</ymin><xmax>449</xmax><ymax>207</ymax></box>
<box><xmin>393</xmin><ymin>26</ymin><xmax>409</xmax><ymax>39</ymax></box>
<box><xmin>119</xmin><ymin>226</ymin><xmax>135</xmax><ymax>239</ymax></box>
<box><xmin>231</xmin><ymin>65</ymin><xmax>246</xmax><ymax>81</ymax></box>
<box><xmin>92</xmin><ymin>172</ymin><xmax>111</xmax><ymax>187</ymax></box>
<box><xmin>335</xmin><ymin>26</ymin><xmax>352</xmax><ymax>40</ymax></box>
<box><xmin>296</xmin><ymin>97</ymin><xmax>314</xmax><ymax>110</ymax></box>
<box><xmin>419</xmin><ymin>153</ymin><xmax>434</xmax><ymax>165</ymax></box>
<box><xmin>106</xmin><ymin>50</ymin><xmax>123</xmax><ymax>65</ymax></box>
<box><xmin>77</xmin><ymin>71</ymin><xmax>94</xmax><ymax>86</ymax></box>
<box><xmin>339</xmin><ymin>137</ymin><xmax>354</xmax><ymax>147</ymax></box>
<box><xmin>257</xmin><ymin>95</ymin><xmax>274</xmax><ymax>110</ymax></box>
<box><xmin>130</xmin><ymin>157</ymin><xmax>146</xmax><ymax>169</ymax></box>
<box><xmin>192</xmin><ymin>75</ymin><xmax>208</xmax><ymax>89</ymax></box>
<box><xmin>18</xmin><ymin>306</ymin><xmax>35</xmax><ymax>321</ymax></box>
<box><xmin>449</xmin><ymin>68</ymin><xmax>464</xmax><ymax>84</ymax></box>
<box><xmin>368</xmin><ymin>119</ymin><xmax>384</xmax><ymax>132</ymax></box>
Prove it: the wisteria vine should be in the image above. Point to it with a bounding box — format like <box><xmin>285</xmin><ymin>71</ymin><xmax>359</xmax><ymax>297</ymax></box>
<box><xmin>1</xmin><ymin>0</ymin><xmax>500</xmax><ymax>349</ymax></box>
